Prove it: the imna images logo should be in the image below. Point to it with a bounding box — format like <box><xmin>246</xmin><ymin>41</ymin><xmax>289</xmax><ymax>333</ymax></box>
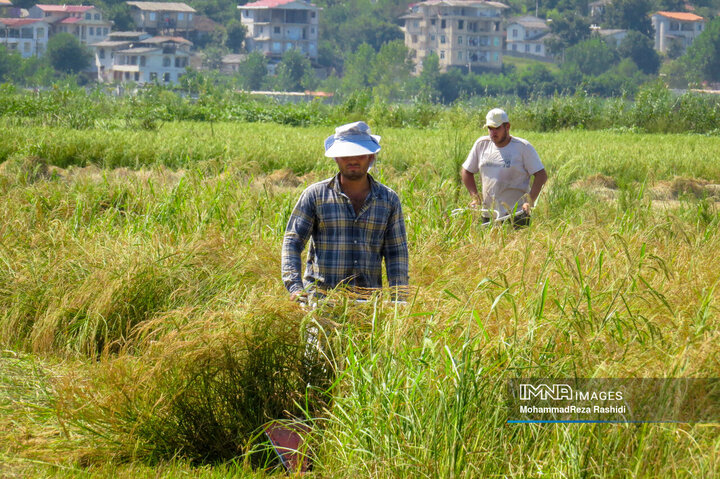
<box><xmin>519</xmin><ymin>383</ymin><xmax>573</xmax><ymax>401</ymax></box>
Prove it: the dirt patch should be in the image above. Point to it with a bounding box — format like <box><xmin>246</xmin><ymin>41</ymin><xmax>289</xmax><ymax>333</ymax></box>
<box><xmin>651</xmin><ymin>177</ymin><xmax>720</xmax><ymax>200</ymax></box>
<box><xmin>574</xmin><ymin>173</ymin><xmax>618</xmax><ymax>190</ymax></box>
<box><xmin>265</xmin><ymin>168</ymin><xmax>302</xmax><ymax>187</ymax></box>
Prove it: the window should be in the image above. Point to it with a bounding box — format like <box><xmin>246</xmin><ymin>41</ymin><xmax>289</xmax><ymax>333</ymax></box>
<box><xmin>36</xmin><ymin>28</ymin><xmax>44</xmax><ymax>38</ymax></box>
<box><xmin>140</xmin><ymin>56</ymin><xmax>146</xmax><ymax>66</ymax></box>
<box><xmin>412</xmin><ymin>34</ymin><xmax>418</xmax><ymax>43</ymax></box>
<box><xmin>21</xmin><ymin>28</ymin><xmax>33</xmax><ymax>39</ymax></box>
<box><xmin>85</xmin><ymin>13</ymin><xmax>91</xmax><ymax>19</ymax></box>
<box><xmin>163</xmin><ymin>72</ymin><xmax>170</xmax><ymax>82</ymax></box>
<box><xmin>94</xmin><ymin>13</ymin><xmax>100</xmax><ymax>20</ymax></box>
<box><xmin>311</xmin><ymin>11</ymin><xmax>315</xmax><ymax>18</ymax></box>
<box><xmin>175</xmin><ymin>57</ymin><xmax>181</xmax><ymax>67</ymax></box>
<box><xmin>512</xmin><ymin>28</ymin><xmax>518</xmax><ymax>38</ymax></box>
<box><xmin>430</xmin><ymin>34</ymin><xmax>436</xmax><ymax>42</ymax></box>
<box><xmin>458</xmin><ymin>20</ymin><xmax>464</xmax><ymax>29</ymax></box>
<box><xmin>457</xmin><ymin>51</ymin><xmax>462</xmax><ymax>60</ymax></box>
<box><xmin>150</xmin><ymin>72</ymin><xmax>157</xmax><ymax>81</ymax></box>
<box><xmin>458</xmin><ymin>35</ymin><xmax>462</xmax><ymax>44</ymax></box>
<box><xmin>525</xmin><ymin>44</ymin><xmax>530</xmax><ymax>52</ymax></box>
<box><xmin>440</xmin><ymin>50</ymin><xmax>445</xmax><ymax>59</ymax></box>
<box><xmin>274</xmin><ymin>26</ymin><xmax>281</xmax><ymax>34</ymax></box>
<box><xmin>188</xmin><ymin>13</ymin><xmax>192</xmax><ymax>20</ymax></box>
<box><xmin>99</xmin><ymin>48</ymin><xmax>105</xmax><ymax>59</ymax></box>
<box><xmin>670</xmin><ymin>21</ymin><xmax>679</xmax><ymax>31</ymax></box>
<box><xmin>178</xmin><ymin>13</ymin><xmax>184</xmax><ymax>20</ymax></box>
<box><xmin>512</xmin><ymin>44</ymin><xmax>517</xmax><ymax>51</ymax></box>
<box><xmin>311</xmin><ymin>27</ymin><xmax>315</xmax><ymax>34</ymax></box>
<box><xmin>431</xmin><ymin>19</ymin><xmax>436</xmax><ymax>26</ymax></box>
<box><xmin>440</xmin><ymin>35</ymin><xmax>446</xmax><ymax>44</ymax></box>
<box><xmin>45</xmin><ymin>12</ymin><xmax>51</xmax><ymax>17</ymax></box>
<box><xmin>441</xmin><ymin>19</ymin><xmax>446</xmax><ymax>29</ymax></box>
<box><xmin>104</xmin><ymin>28</ymin><xmax>108</xmax><ymax>35</ymax></box>
<box><xmin>414</xmin><ymin>20</ymin><xmax>419</xmax><ymax>28</ymax></box>
<box><xmin>24</xmin><ymin>42</ymin><xmax>31</xmax><ymax>53</ymax></box>
<box><xmin>258</xmin><ymin>26</ymin><xmax>264</xmax><ymax>34</ymax></box>
<box><xmin>89</xmin><ymin>27</ymin><xmax>94</xmax><ymax>36</ymax></box>
<box><xmin>163</xmin><ymin>57</ymin><xmax>171</xmax><ymax>67</ymax></box>
<box><xmin>149</xmin><ymin>12</ymin><xmax>156</xmax><ymax>21</ymax></box>
<box><xmin>134</xmin><ymin>72</ymin><xmax>139</xmax><ymax>81</ymax></box>
<box><xmin>535</xmin><ymin>44</ymin><xmax>541</xmax><ymax>52</ymax></box>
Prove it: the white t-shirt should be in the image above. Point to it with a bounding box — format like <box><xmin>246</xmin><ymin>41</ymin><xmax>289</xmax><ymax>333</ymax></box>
<box><xmin>462</xmin><ymin>136</ymin><xmax>544</xmax><ymax>215</ymax></box>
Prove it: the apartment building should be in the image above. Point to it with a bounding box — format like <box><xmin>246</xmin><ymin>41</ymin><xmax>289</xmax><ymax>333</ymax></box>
<box><xmin>92</xmin><ymin>31</ymin><xmax>191</xmax><ymax>84</ymax></box>
<box><xmin>239</xmin><ymin>0</ymin><xmax>319</xmax><ymax>61</ymax></box>
<box><xmin>126</xmin><ymin>1</ymin><xmax>196</xmax><ymax>37</ymax></box>
<box><xmin>401</xmin><ymin>0</ymin><xmax>509</xmax><ymax>73</ymax></box>
<box><xmin>0</xmin><ymin>17</ymin><xmax>50</xmax><ymax>57</ymax></box>
<box><xmin>505</xmin><ymin>15</ymin><xmax>550</xmax><ymax>58</ymax></box>
<box><xmin>0</xmin><ymin>0</ymin><xmax>13</xmax><ymax>17</ymax></box>
<box><xmin>651</xmin><ymin>11</ymin><xmax>705</xmax><ymax>54</ymax></box>
<box><xmin>28</xmin><ymin>4</ymin><xmax>111</xmax><ymax>46</ymax></box>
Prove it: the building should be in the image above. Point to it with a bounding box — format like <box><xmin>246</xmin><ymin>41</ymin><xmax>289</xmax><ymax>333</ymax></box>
<box><xmin>239</xmin><ymin>0</ymin><xmax>319</xmax><ymax>62</ymax></box>
<box><xmin>591</xmin><ymin>28</ymin><xmax>627</xmax><ymax>47</ymax></box>
<box><xmin>126</xmin><ymin>1</ymin><xmax>196</xmax><ymax>37</ymax></box>
<box><xmin>0</xmin><ymin>0</ymin><xmax>13</xmax><ymax>17</ymax></box>
<box><xmin>0</xmin><ymin>17</ymin><xmax>50</xmax><ymax>57</ymax></box>
<box><xmin>589</xmin><ymin>0</ymin><xmax>611</xmax><ymax>21</ymax></box>
<box><xmin>28</xmin><ymin>4</ymin><xmax>111</xmax><ymax>47</ymax></box>
<box><xmin>221</xmin><ymin>53</ymin><xmax>247</xmax><ymax>73</ymax></box>
<box><xmin>651</xmin><ymin>11</ymin><xmax>705</xmax><ymax>54</ymax></box>
<box><xmin>92</xmin><ymin>31</ymin><xmax>192</xmax><ymax>84</ymax></box>
<box><xmin>400</xmin><ymin>0</ymin><xmax>508</xmax><ymax>73</ymax></box>
<box><xmin>505</xmin><ymin>15</ymin><xmax>550</xmax><ymax>58</ymax></box>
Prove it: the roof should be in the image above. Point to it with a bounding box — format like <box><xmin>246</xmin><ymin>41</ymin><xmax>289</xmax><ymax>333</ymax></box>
<box><xmin>0</xmin><ymin>0</ymin><xmax>13</xmax><ymax>6</ymax></box>
<box><xmin>142</xmin><ymin>35</ymin><xmax>192</xmax><ymax>45</ymax></box>
<box><xmin>193</xmin><ymin>14</ymin><xmax>219</xmax><ymax>31</ymax></box>
<box><xmin>508</xmin><ymin>15</ymin><xmax>548</xmax><ymax>29</ymax></box>
<box><xmin>0</xmin><ymin>17</ymin><xmax>44</xmax><ymax>26</ymax></box>
<box><xmin>655</xmin><ymin>11</ymin><xmax>704</xmax><ymax>21</ymax></box>
<box><xmin>109</xmin><ymin>31</ymin><xmax>149</xmax><ymax>38</ymax></box>
<box><xmin>60</xmin><ymin>16</ymin><xmax>81</xmax><ymax>23</ymax></box>
<box><xmin>91</xmin><ymin>40</ymin><xmax>132</xmax><ymax>47</ymax></box>
<box><xmin>242</xmin><ymin>0</ymin><xmax>318</xmax><ymax>9</ymax></box>
<box><xmin>35</xmin><ymin>4</ymin><xmax>94</xmax><ymax>12</ymax></box>
<box><xmin>222</xmin><ymin>53</ymin><xmax>247</xmax><ymax>63</ymax></box>
<box><xmin>126</xmin><ymin>2</ymin><xmax>196</xmax><ymax>13</ymax></box>
<box><xmin>116</xmin><ymin>47</ymin><xmax>160</xmax><ymax>53</ymax></box>
<box><xmin>411</xmin><ymin>0</ymin><xmax>508</xmax><ymax>8</ymax></box>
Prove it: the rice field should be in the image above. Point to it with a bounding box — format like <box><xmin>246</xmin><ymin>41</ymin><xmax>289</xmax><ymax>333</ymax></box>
<box><xmin>1</xmin><ymin>120</ymin><xmax>719</xmax><ymax>477</ymax></box>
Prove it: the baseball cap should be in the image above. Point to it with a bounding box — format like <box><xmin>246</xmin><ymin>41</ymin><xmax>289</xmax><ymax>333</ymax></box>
<box><xmin>484</xmin><ymin>108</ymin><xmax>510</xmax><ymax>128</ymax></box>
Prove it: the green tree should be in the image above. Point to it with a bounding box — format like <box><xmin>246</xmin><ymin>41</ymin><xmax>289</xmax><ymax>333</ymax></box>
<box><xmin>681</xmin><ymin>16</ymin><xmax>720</xmax><ymax>82</ymax></box>
<box><xmin>225</xmin><ymin>20</ymin><xmax>246</xmax><ymax>53</ymax></box>
<box><xmin>0</xmin><ymin>46</ymin><xmax>22</xmax><ymax>83</ymax></box>
<box><xmin>418</xmin><ymin>52</ymin><xmax>441</xmax><ymax>100</ymax></box>
<box><xmin>546</xmin><ymin>12</ymin><xmax>591</xmax><ymax>55</ymax></box>
<box><xmin>276</xmin><ymin>49</ymin><xmax>313</xmax><ymax>91</ymax></box>
<box><xmin>602</xmin><ymin>0</ymin><xmax>653</xmax><ymax>36</ymax></box>
<box><xmin>340</xmin><ymin>43</ymin><xmax>375</xmax><ymax>96</ymax></box>
<box><xmin>369</xmin><ymin>40</ymin><xmax>413</xmax><ymax>100</ymax></box>
<box><xmin>564</xmin><ymin>37</ymin><xmax>618</xmax><ymax>76</ymax></box>
<box><xmin>238</xmin><ymin>51</ymin><xmax>267</xmax><ymax>90</ymax></box>
<box><xmin>617</xmin><ymin>30</ymin><xmax>659</xmax><ymax>74</ymax></box>
<box><xmin>202</xmin><ymin>46</ymin><xmax>227</xmax><ymax>70</ymax></box>
<box><xmin>46</xmin><ymin>33</ymin><xmax>91</xmax><ymax>74</ymax></box>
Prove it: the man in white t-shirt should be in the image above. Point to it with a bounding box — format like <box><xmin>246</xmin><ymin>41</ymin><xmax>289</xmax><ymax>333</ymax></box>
<box><xmin>461</xmin><ymin>108</ymin><xmax>548</xmax><ymax>225</ymax></box>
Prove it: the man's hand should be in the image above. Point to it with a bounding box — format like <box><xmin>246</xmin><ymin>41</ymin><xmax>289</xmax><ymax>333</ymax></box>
<box><xmin>290</xmin><ymin>291</ymin><xmax>309</xmax><ymax>303</ymax></box>
<box><xmin>522</xmin><ymin>202</ymin><xmax>532</xmax><ymax>214</ymax></box>
<box><xmin>469</xmin><ymin>194</ymin><xmax>482</xmax><ymax>208</ymax></box>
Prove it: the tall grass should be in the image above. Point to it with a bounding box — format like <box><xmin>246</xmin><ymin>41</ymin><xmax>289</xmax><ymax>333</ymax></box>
<box><xmin>1</xmin><ymin>124</ymin><xmax>719</xmax><ymax>476</ymax></box>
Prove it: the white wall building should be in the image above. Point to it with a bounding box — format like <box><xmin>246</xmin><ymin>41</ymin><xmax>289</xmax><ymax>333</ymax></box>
<box><xmin>505</xmin><ymin>15</ymin><xmax>550</xmax><ymax>58</ymax></box>
<box><xmin>651</xmin><ymin>11</ymin><xmax>705</xmax><ymax>54</ymax></box>
<box><xmin>126</xmin><ymin>1</ymin><xmax>196</xmax><ymax>37</ymax></box>
<box><xmin>92</xmin><ymin>32</ymin><xmax>192</xmax><ymax>84</ymax></box>
<box><xmin>239</xmin><ymin>0</ymin><xmax>319</xmax><ymax>61</ymax></box>
<box><xmin>0</xmin><ymin>17</ymin><xmax>50</xmax><ymax>57</ymax></box>
<box><xmin>28</xmin><ymin>4</ymin><xmax>111</xmax><ymax>46</ymax></box>
<box><xmin>400</xmin><ymin>0</ymin><xmax>508</xmax><ymax>73</ymax></box>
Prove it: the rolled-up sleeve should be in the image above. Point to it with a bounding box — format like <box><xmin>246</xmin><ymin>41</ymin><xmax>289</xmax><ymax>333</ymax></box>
<box><xmin>281</xmin><ymin>191</ymin><xmax>315</xmax><ymax>294</ymax></box>
<box><xmin>382</xmin><ymin>198</ymin><xmax>409</xmax><ymax>288</ymax></box>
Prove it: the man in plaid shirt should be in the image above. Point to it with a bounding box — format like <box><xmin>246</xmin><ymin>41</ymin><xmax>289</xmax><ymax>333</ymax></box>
<box><xmin>281</xmin><ymin>121</ymin><xmax>409</xmax><ymax>301</ymax></box>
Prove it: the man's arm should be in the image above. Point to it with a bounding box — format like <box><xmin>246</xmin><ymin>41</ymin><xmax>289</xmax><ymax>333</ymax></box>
<box><xmin>522</xmin><ymin>168</ymin><xmax>548</xmax><ymax>213</ymax></box>
<box><xmin>281</xmin><ymin>192</ymin><xmax>315</xmax><ymax>299</ymax></box>
<box><xmin>382</xmin><ymin>199</ymin><xmax>409</xmax><ymax>293</ymax></box>
<box><xmin>461</xmin><ymin>168</ymin><xmax>481</xmax><ymax>207</ymax></box>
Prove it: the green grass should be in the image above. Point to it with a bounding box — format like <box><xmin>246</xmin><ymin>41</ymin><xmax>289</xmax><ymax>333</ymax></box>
<box><xmin>0</xmin><ymin>122</ymin><xmax>719</xmax><ymax>477</ymax></box>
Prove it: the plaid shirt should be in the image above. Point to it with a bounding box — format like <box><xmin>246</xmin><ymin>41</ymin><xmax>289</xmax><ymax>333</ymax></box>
<box><xmin>282</xmin><ymin>174</ymin><xmax>409</xmax><ymax>295</ymax></box>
